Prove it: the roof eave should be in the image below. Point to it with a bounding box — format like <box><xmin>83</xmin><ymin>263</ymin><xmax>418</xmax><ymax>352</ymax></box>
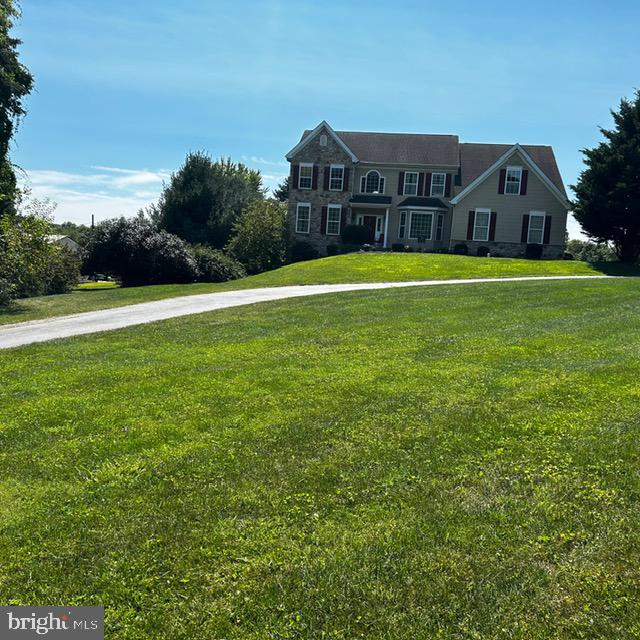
<box><xmin>285</xmin><ymin>121</ymin><xmax>359</xmax><ymax>162</ymax></box>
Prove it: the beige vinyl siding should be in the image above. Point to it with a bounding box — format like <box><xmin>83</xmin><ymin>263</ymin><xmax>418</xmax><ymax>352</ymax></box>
<box><xmin>450</xmin><ymin>151</ymin><xmax>568</xmax><ymax>246</ymax></box>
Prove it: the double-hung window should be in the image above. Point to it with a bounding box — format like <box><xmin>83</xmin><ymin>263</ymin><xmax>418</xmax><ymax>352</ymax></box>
<box><xmin>329</xmin><ymin>165</ymin><xmax>344</xmax><ymax>191</ymax></box>
<box><xmin>473</xmin><ymin>208</ymin><xmax>491</xmax><ymax>241</ymax></box>
<box><xmin>430</xmin><ymin>173</ymin><xmax>446</xmax><ymax>197</ymax></box>
<box><xmin>409</xmin><ymin>212</ymin><xmax>433</xmax><ymax>240</ymax></box>
<box><xmin>298</xmin><ymin>163</ymin><xmax>313</xmax><ymax>189</ymax></box>
<box><xmin>398</xmin><ymin>212</ymin><xmax>407</xmax><ymax>239</ymax></box>
<box><xmin>295</xmin><ymin>203</ymin><xmax>311</xmax><ymax>234</ymax></box>
<box><xmin>326</xmin><ymin>205</ymin><xmax>341</xmax><ymax>235</ymax></box>
<box><xmin>403</xmin><ymin>172</ymin><xmax>418</xmax><ymax>196</ymax></box>
<box><xmin>527</xmin><ymin>212</ymin><xmax>545</xmax><ymax>244</ymax></box>
<box><xmin>505</xmin><ymin>166</ymin><xmax>522</xmax><ymax>195</ymax></box>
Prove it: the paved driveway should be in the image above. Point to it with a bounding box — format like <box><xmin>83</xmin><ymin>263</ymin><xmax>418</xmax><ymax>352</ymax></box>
<box><xmin>0</xmin><ymin>275</ymin><xmax>613</xmax><ymax>350</ymax></box>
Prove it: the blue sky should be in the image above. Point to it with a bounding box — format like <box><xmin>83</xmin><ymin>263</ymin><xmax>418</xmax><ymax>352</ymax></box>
<box><xmin>12</xmin><ymin>0</ymin><xmax>640</xmax><ymax>237</ymax></box>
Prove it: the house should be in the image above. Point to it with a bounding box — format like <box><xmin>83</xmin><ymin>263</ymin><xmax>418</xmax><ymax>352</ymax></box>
<box><xmin>285</xmin><ymin>121</ymin><xmax>569</xmax><ymax>258</ymax></box>
<box><xmin>47</xmin><ymin>234</ymin><xmax>81</xmax><ymax>254</ymax></box>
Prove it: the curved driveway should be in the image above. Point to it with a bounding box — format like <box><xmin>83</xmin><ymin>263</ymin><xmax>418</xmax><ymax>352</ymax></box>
<box><xmin>0</xmin><ymin>275</ymin><xmax>613</xmax><ymax>350</ymax></box>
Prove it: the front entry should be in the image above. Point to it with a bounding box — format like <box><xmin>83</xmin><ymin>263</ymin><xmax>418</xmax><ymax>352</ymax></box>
<box><xmin>362</xmin><ymin>215</ymin><xmax>378</xmax><ymax>243</ymax></box>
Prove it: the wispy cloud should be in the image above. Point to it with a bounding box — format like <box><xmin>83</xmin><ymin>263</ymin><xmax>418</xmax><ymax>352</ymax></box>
<box><xmin>242</xmin><ymin>155</ymin><xmax>288</xmax><ymax>167</ymax></box>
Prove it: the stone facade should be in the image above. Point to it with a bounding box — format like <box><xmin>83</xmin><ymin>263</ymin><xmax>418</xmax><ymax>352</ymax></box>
<box><xmin>453</xmin><ymin>240</ymin><xmax>565</xmax><ymax>259</ymax></box>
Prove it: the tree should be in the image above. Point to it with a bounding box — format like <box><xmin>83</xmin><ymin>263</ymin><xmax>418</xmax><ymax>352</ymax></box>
<box><xmin>572</xmin><ymin>91</ymin><xmax>640</xmax><ymax>263</ymax></box>
<box><xmin>0</xmin><ymin>1</ymin><xmax>34</xmax><ymax>214</ymax></box>
<box><xmin>84</xmin><ymin>215</ymin><xmax>198</xmax><ymax>287</ymax></box>
<box><xmin>565</xmin><ymin>239</ymin><xmax>616</xmax><ymax>263</ymax></box>
<box><xmin>272</xmin><ymin>177</ymin><xmax>289</xmax><ymax>202</ymax></box>
<box><xmin>226</xmin><ymin>200</ymin><xmax>287</xmax><ymax>274</ymax></box>
<box><xmin>153</xmin><ymin>153</ymin><xmax>265</xmax><ymax>248</ymax></box>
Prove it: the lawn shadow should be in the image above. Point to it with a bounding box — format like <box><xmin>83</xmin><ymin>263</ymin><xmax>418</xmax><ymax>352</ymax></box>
<box><xmin>587</xmin><ymin>262</ymin><xmax>640</xmax><ymax>277</ymax></box>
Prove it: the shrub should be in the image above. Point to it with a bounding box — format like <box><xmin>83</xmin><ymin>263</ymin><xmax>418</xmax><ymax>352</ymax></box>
<box><xmin>391</xmin><ymin>243</ymin><xmax>405</xmax><ymax>252</ymax></box>
<box><xmin>525</xmin><ymin>243</ymin><xmax>544</xmax><ymax>259</ymax></box>
<box><xmin>193</xmin><ymin>245</ymin><xmax>246</xmax><ymax>282</ymax></box>
<box><xmin>227</xmin><ymin>200</ymin><xmax>287</xmax><ymax>274</ymax></box>
<box><xmin>340</xmin><ymin>224</ymin><xmax>368</xmax><ymax>245</ymax></box>
<box><xmin>453</xmin><ymin>243</ymin><xmax>468</xmax><ymax>255</ymax></box>
<box><xmin>84</xmin><ymin>216</ymin><xmax>198</xmax><ymax>287</ymax></box>
<box><xmin>477</xmin><ymin>246</ymin><xmax>490</xmax><ymax>257</ymax></box>
<box><xmin>289</xmin><ymin>240</ymin><xmax>319</xmax><ymax>263</ymax></box>
<box><xmin>563</xmin><ymin>252</ymin><xmax>574</xmax><ymax>260</ymax></box>
<box><xmin>326</xmin><ymin>244</ymin><xmax>340</xmax><ymax>256</ymax></box>
<box><xmin>565</xmin><ymin>239</ymin><xmax>616</xmax><ymax>262</ymax></box>
<box><xmin>43</xmin><ymin>247</ymin><xmax>81</xmax><ymax>294</ymax></box>
<box><xmin>341</xmin><ymin>244</ymin><xmax>363</xmax><ymax>254</ymax></box>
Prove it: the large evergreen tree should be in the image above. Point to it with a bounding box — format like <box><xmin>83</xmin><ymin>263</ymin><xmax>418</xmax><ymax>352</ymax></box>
<box><xmin>0</xmin><ymin>0</ymin><xmax>34</xmax><ymax>214</ymax></box>
<box><xmin>153</xmin><ymin>153</ymin><xmax>265</xmax><ymax>248</ymax></box>
<box><xmin>572</xmin><ymin>91</ymin><xmax>640</xmax><ymax>263</ymax></box>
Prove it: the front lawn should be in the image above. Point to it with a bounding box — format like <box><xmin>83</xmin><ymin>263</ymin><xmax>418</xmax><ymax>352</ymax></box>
<box><xmin>1</xmin><ymin>277</ymin><xmax>639</xmax><ymax>638</ymax></box>
<box><xmin>0</xmin><ymin>252</ymin><xmax>630</xmax><ymax>325</ymax></box>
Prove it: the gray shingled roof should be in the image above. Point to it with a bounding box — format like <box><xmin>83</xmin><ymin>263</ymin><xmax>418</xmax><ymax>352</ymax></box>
<box><xmin>302</xmin><ymin>130</ymin><xmax>460</xmax><ymax>166</ymax></box>
<box><xmin>459</xmin><ymin>143</ymin><xmax>566</xmax><ymax>196</ymax></box>
<box><xmin>397</xmin><ymin>197</ymin><xmax>448</xmax><ymax>209</ymax></box>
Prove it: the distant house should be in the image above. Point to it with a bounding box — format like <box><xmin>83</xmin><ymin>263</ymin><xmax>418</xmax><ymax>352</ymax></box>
<box><xmin>285</xmin><ymin>121</ymin><xmax>570</xmax><ymax>258</ymax></box>
<box><xmin>47</xmin><ymin>234</ymin><xmax>81</xmax><ymax>254</ymax></box>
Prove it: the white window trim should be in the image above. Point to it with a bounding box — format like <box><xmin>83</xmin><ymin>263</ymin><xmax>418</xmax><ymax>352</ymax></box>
<box><xmin>472</xmin><ymin>207</ymin><xmax>491</xmax><ymax>242</ymax></box>
<box><xmin>326</xmin><ymin>204</ymin><xmax>342</xmax><ymax>236</ymax></box>
<box><xmin>505</xmin><ymin>165</ymin><xmax>523</xmax><ymax>195</ymax></box>
<box><xmin>527</xmin><ymin>210</ymin><xmax>546</xmax><ymax>244</ymax></box>
<box><xmin>295</xmin><ymin>203</ymin><xmax>311</xmax><ymax>234</ymax></box>
<box><xmin>408</xmin><ymin>211</ymin><xmax>434</xmax><ymax>240</ymax></box>
<box><xmin>361</xmin><ymin>170</ymin><xmax>385</xmax><ymax>194</ymax></box>
<box><xmin>329</xmin><ymin>164</ymin><xmax>345</xmax><ymax>191</ymax></box>
<box><xmin>403</xmin><ymin>171</ymin><xmax>419</xmax><ymax>196</ymax></box>
<box><xmin>430</xmin><ymin>172</ymin><xmax>447</xmax><ymax>197</ymax></box>
<box><xmin>298</xmin><ymin>162</ymin><xmax>314</xmax><ymax>190</ymax></box>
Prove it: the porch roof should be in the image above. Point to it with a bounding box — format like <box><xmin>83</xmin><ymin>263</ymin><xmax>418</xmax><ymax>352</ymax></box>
<box><xmin>397</xmin><ymin>197</ymin><xmax>448</xmax><ymax>210</ymax></box>
<box><xmin>350</xmin><ymin>194</ymin><xmax>393</xmax><ymax>205</ymax></box>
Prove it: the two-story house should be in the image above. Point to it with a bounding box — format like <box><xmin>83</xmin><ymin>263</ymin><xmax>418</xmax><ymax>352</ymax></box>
<box><xmin>285</xmin><ymin>121</ymin><xmax>569</xmax><ymax>258</ymax></box>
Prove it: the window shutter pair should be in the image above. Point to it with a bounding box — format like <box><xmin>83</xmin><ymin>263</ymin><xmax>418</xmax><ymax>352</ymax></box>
<box><xmin>467</xmin><ymin>210</ymin><xmax>498</xmax><ymax>241</ymax></box>
<box><xmin>520</xmin><ymin>214</ymin><xmax>552</xmax><ymax>243</ymax></box>
<box><xmin>498</xmin><ymin>168</ymin><xmax>529</xmax><ymax>195</ymax></box>
<box><xmin>397</xmin><ymin>171</ymin><xmax>405</xmax><ymax>195</ymax></box>
<box><xmin>424</xmin><ymin>173</ymin><xmax>432</xmax><ymax>196</ymax></box>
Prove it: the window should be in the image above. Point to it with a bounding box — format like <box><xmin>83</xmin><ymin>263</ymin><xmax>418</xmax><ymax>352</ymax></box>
<box><xmin>473</xmin><ymin>208</ymin><xmax>490</xmax><ymax>241</ymax></box>
<box><xmin>319</xmin><ymin>134</ymin><xmax>327</xmax><ymax>147</ymax></box>
<box><xmin>528</xmin><ymin>212</ymin><xmax>545</xmax><ymax>244</ymax></box>
<box><xmin>403</xmin><ymin>172</ymin><xmax>418</xmax><ymax>195</ymax></box>
<box><xmin>360</xmin><ymin>170</ymin><xmax>385</xmax><ymax>194</ymax></box>
<box><xmin>326</xmin><ymin>205</ymin><xmax>341</xmax><ymax>235</ymax></box>
<box><xmin>409</xmin><ymin>212</ymin><xmax>433</xmax><ymax>240</ymax></box>
<box><xmin>298</xmin><ymin>163</ymin><xmax>313</xmax><ymax>189</ymax></box>
<box><xmin>295</xmin><ymin>203</ymin><xmax>311</xmax><ymax>234</ymax></box>
<box><xmin>430</xmin><ymin>173</ymin><xmax>446</xmax><ymax>197</ymax></box>
<box><xmin>398</xmin><ymin>212</ymin><xmax>407</xmax><ymax>239</ymax></box>
<box><xmin>505</xmin><ymin>166</ymin><xmax>522</xmax><ymax>195</ymax></box>
<box><xmin>435</xmin><ymin>213</ymin><xmax>444</xmax><ymax>241</ymax></box>
<box><xmin>329</xmin><ymin>165</ymin><xmax>344</xmax><ymax>191</ymax></box>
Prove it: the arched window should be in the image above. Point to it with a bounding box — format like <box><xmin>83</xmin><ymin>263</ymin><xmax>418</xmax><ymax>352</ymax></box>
<box><xmin>319</xmin><ymin>134</ymin><xmax>327</xmax><ymax>147</ymax></box>
<box><xmin>360</xmin><ymin>170</ymin><xmax>386</xmax><ymax>194</ymax></box>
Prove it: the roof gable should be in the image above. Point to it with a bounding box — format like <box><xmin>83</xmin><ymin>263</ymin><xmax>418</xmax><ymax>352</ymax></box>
<box><xmin>450</xmin><ymin>144</ymin><xmax>569</xmax><ymax>208</ymax></box>
<box><xmin>285</xmin><ymin>121</ymin><xmax>358</xmax><ymax>162</ymax></box>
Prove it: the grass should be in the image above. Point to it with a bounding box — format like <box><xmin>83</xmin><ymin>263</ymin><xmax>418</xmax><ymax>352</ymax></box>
<box><xmin>75</xmin><ymin>281</ymin><xmax>119</xmax><ymax>290</ymax></box>
<box><xmin>1</xmin><ymin>252</ymin><xmax>633</xmax><ymax>325</ymax></box>
<box><xmin>1</xmin><ymin>277</ymin><xmax>639</xmax><ymax>638</ymax></box>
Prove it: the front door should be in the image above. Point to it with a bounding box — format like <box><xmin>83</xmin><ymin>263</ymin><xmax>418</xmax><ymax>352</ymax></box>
<box><xmin>362</xmin><ymin>216</ymin><xmax>377</xmax><ymax>243</ymax></box>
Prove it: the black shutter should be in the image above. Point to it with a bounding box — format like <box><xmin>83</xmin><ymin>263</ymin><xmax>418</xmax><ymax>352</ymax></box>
<box><xmin>292</xmin><ymin>164</ymin><xmax>299</xmax><ymax>189</ymax></box>
<box><xmin>498</xmin><ymin>169</ymin><xmax>506</xmax><ymax>194</ymax></box>
<box><xmin>467</xmin><ymin>211</ymin><xmax>475</xmax><ymax>240</ymax></box>
<box><xmin>445</xmin><ymin>174</ymin><xmax>452</xmax><ymax>198</ymax></box>
<box><xmin>424</xmin><ymin>173</ymin><xmax>432</xmax><ymax>196</ymax></box>
<box><xmin>520</xmin><ymin>170</ymin><xmax>529</xmax><ymax>196</ymax></box>
<box><xmin>343</xmin><ymin>167</ymin><xmax>350</xmax><ymax>192</ymax></box>
<box><xmin>323</xmin><ymin>166</ymin><xmax>330</xmax><ymax>191</ymax></box>
<box><xmin>312</xmin><ymin>165</ymin><xmax>319</xmax><ymax>190</ymax></box>
<box><xmin>417</xmin><ymin>172</ymin><xmax>425</xmax><ymax>196</ymax></box>
<box><xmin>321</xmin><ymin>206</ymin><xmax>327</xmax><ymax>235</ymax></box>
<box><xmin>521</xmin><ymin>214</ymin><xmax>530</xmax><ymax>243</ymax></box>
<box><xmin>398</xmin><ymin>172</ymin><xmax>405</xmax><ymax>195</ymax></box>
<box><xmin>489</xmin><ymin>212</ymin><xmax>497</xmax><ymax>241</ymax></box>
<box><xmin>543</xmin><ymin>215</ymin><xmax>552</xmax><ymax>244</ymax></box>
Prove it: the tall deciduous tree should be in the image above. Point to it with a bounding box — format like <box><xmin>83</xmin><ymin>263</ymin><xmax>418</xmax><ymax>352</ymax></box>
<box><xmin>0</xmin><ymin>0</ymin><xmax>34</xmax><ymax>214</ymax></box>
<box><xmin>572</xmin><ymin>91</ymin><xmax>640</xmax><ymax>263</ymax></box>
<box><xmin>153</xmin><ymin>153</ymin><xmax>265</xmax><ymax>248</ymax></box>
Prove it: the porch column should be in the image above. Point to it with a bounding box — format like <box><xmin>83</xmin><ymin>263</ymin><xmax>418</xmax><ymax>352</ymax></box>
<box><xmin>383</xmin><ymin>208</ymin><xmax>389</xmax><ymax>248</ymax></box>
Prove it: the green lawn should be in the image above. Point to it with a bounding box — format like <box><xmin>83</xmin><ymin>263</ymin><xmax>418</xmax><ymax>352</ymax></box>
<box><xmin>0</xmin><ymin>252</ymin><xmax>629</xmax><ymax>325</ymax></box>
<box><xmin>1</xmin><ymin>277</ymin><xmax>639</xmax><ymax>638</ymax></box>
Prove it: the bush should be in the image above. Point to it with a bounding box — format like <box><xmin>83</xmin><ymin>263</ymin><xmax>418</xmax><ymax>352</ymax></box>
<box><xmin>563</xmin><ymin>252</ymin><xmax>574</xmax><ymax>260</ymax></box>
<box><xmin>193</xmin><ymin>245</ymin><xmax>246</xmax><ymax>282</ymax></box>
<box><xmin>565</xmin><ymin>239</ymin><xmax>616</xmax><ymax>262</ymax></box>
<box><xmin>227</xmin><ymin>200</ymin><xmax>287</xmax><ymax>274</ymax></box>
<box><xmin>288</xmin><ymin>240</ymin><xmax>319</xmax><ymax>263</ymax></box>
<box><xmin>84</xmin><ymin>216</ymin><xmax>198</xmax><ymax>287</ymax></box>
<box><xmin>477</xmin><ymin>246</ymin><xmax>490</xmax><ymax>257</ymax></box>
<box><xmin>525</xmin><ymin>243</ymin><xmax>543</xmax><ymax>259</ymax></box>
<box><xmin>326</xmin><ymin>244</ymin><xmax>340</xmax><ymax>256</ymax></box>
<box><xmin>453</xmin><ymin>243</ymin><xmax>468</xmax><ymax>255</ymax></box>
<box><xmin>340</xmin><ymin>224</ymin><xmax>368</xmax><ymax>245</ymax></box>
<box><xmin>43</xmin><ymin>247</ymin><xmax>81</xmax><ymax>294</ymax></box>
<box><xmin>391</xmin><ymin>243</ymin><xmax>405</xmax><ymax>252</ymax></box>
<box><xmin>341</xmin><ymin>244</ymin><xmax>363</xmax><ymax>254</ymax></box>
